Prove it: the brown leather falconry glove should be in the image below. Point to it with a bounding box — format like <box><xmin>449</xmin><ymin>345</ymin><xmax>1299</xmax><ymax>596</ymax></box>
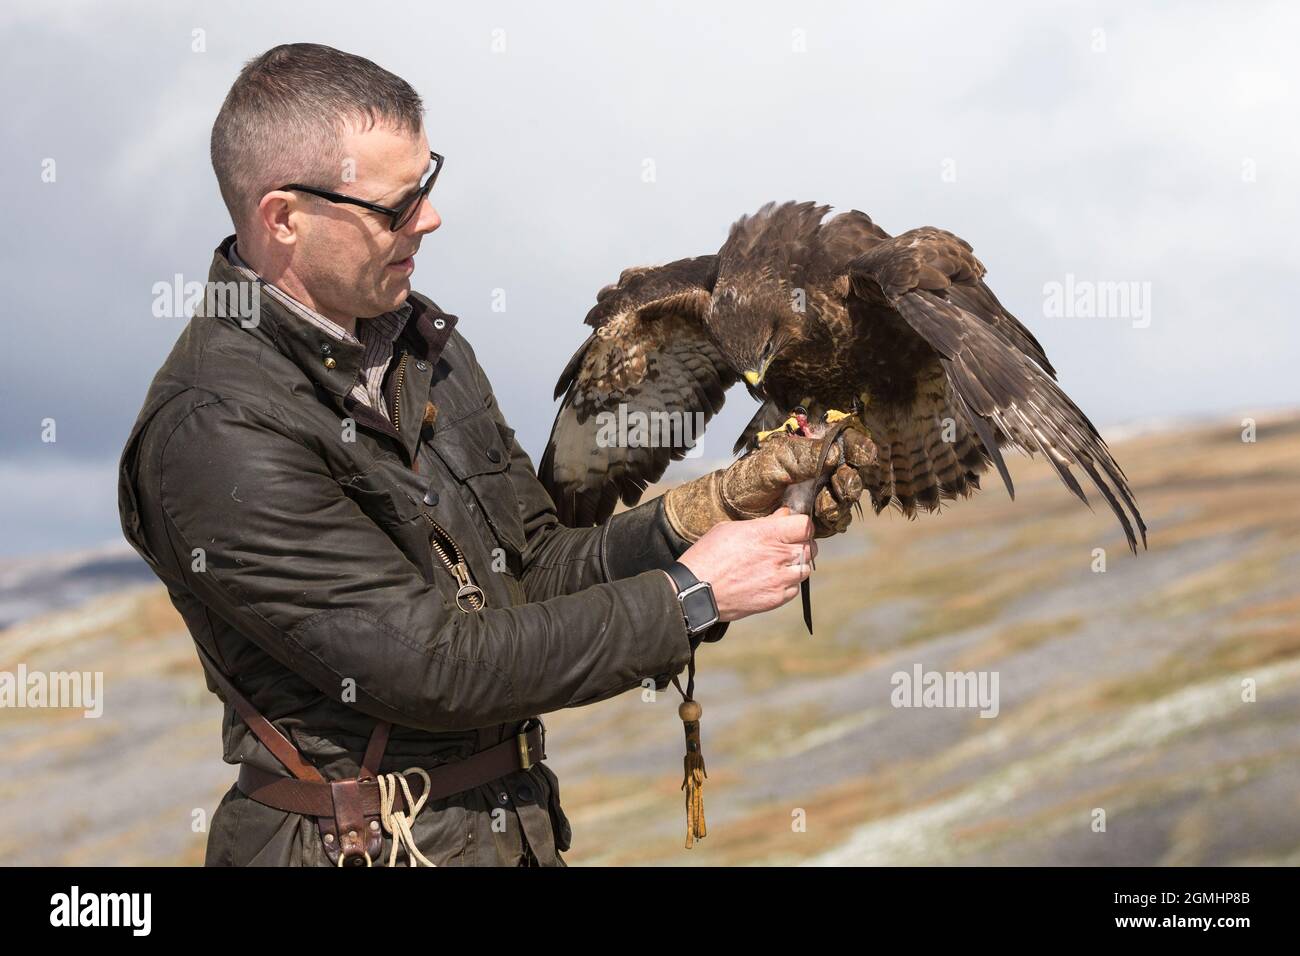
<box><xmin>663</xmin><ymin>428</ymin><xmax>878</xmax><ymax>542</ymax></box>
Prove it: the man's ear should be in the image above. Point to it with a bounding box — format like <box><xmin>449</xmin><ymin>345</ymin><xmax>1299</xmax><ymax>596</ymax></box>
<box><xmin>255</xmin><ymin>190</ymin><xmax>299</xmax><ymax>247</ymax></box>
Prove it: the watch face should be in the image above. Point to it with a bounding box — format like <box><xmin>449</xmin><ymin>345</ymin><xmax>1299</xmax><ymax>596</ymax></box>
<box><xmin>681</xmin><ymin>585</ymin><xmax>719</xmax><ymax>632</ymax></box>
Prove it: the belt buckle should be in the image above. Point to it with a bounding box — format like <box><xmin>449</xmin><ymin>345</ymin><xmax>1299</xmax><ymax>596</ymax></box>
<box><xmin>516</xmin><ymin>717</ymin><xmax>544</xmax><ymax>771</ymax></box>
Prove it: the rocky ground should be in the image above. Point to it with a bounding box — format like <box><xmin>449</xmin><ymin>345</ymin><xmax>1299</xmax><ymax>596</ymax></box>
<box><xmin>2</xmin><ymin>413</ymin><xmax>1297</xmax><ymax>866</ymax></box>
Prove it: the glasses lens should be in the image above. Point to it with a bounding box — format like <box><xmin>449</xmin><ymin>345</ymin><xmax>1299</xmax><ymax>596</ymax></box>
<box><xmin>391</xmin><ymin>167</ymin><xmax>437</xmax><ymax>231</ymax></box>
<box><xmin>392</xmin><ymin>199</ymin><xmax>416</xmax><ymax>232</ymax></box>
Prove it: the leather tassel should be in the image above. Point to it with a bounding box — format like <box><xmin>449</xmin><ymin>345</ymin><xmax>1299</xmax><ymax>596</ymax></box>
<box><xmin>679</xmin><ymin>698</ymin><xmax>707</xmax><ymax>848</ymax></box>
<box><xmin>672</xmin><ymin>651</ymin><xmax>707</xmax><ymax>848</ymax></box>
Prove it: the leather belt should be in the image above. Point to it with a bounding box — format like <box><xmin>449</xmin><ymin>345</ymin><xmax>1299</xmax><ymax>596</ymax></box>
<box><xmin>193</xmin><ymin>639</ymin><xmax>549</xmax><ymax>864</ymax></box>
<box><xmin>236</xmin><ymin>720</ymin><xmax>546</xmax><ymax>817</ymax></box>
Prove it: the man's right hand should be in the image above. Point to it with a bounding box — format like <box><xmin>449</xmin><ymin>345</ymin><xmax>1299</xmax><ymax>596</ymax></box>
<box><xmin>676</xmin><ymin>507</ymin><xmax>817</xmax><ymax>623</ymax></box>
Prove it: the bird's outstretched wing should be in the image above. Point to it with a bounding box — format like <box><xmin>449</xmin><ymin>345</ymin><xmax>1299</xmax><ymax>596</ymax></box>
<box><xmin>540</xmin><ymin>255</ymin><xmax>738</xmax><ymax>526</ymax></box>
<box><xmin>844</xmin><ymin>227</ymin><xmax>1147</xmax><ymax>551</ymax></box>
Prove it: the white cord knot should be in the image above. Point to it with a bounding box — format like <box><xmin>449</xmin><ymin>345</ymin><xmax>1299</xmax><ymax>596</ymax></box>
<box><xmin>375</xmin><ymin>767</ymin><xmax>436</xmax><ymax>867</ymax></box>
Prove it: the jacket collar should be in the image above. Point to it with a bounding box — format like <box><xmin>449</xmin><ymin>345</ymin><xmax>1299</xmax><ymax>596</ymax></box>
<box><xmin>203</xmin><ymin>235</ymin><xmax>459</xmax><ymax>415</ymax></box>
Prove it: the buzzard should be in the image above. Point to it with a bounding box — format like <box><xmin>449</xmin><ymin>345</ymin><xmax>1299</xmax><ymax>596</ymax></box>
<box><xmin>539</xmin><ymin>201</ymin><xmax>1146</xmax><ymax>552</ymax></box>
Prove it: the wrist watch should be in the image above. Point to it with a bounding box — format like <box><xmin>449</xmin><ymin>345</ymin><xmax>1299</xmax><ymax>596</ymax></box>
<box><xmin>663</xmin><ymin>561</ymin><xmax>720</xmax><ymax>635</ymax></box>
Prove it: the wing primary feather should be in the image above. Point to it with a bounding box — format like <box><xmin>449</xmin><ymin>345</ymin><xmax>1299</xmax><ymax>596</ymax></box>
<box><xmin>950</xmin><ymin>380</ymin><xmax>1015</xmax><ymax>500</ymax></box>
<box><xmin>553</xmin><ymin>333</ymin><xmax>595</xmax><ymax>401</ymax></box>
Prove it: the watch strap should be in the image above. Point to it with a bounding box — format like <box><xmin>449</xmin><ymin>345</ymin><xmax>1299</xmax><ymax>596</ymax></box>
<box><xmin>665</xmin><ymin>561</ymin><xmax>720</xmax><ymax>635</ymax></box>
<box><xmin>664</xmin><ymin>560</ymin><xmax>700</xmax><ymax>593</ymax></box>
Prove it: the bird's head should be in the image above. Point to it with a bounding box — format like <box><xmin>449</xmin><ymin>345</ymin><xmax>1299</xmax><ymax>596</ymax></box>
<box><xmin>712</xmin><ymin>285</ymin><xmax>795</xmax><ymax>396</ymax></box>
<box><xmin>741</xmin><ymin>333</ymin><xmax>788</xmax><ymax>391</ymax></box>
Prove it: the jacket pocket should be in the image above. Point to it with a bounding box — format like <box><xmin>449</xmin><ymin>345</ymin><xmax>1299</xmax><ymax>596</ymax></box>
<box><xmin>533</xmin><ymin>761</ymin><xmax>573</xmax><ymax>854</ymax></box>
<box><xmin>340</xmin><ymin>466</ymin><xmax>424</xmax><ymax>529</ymax></box>
<box><xmin>338</xmin><ymin>467</ymin><xmax>435</xmax><ymax>579</ymax></box>
<box><xmin>429</xmin><ymin>410</ymin><xmax>527</xmax><ymax>558</ymax></box>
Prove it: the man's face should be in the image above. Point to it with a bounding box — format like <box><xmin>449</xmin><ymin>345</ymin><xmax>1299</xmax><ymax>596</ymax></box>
<box><xmin>288</xmin><ymin>123</ymin><xmax>441</xmax><ymax>321</ymax></box>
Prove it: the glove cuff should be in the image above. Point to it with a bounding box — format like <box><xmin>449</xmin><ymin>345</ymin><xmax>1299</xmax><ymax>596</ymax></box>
<box><xmin>601</xmin><ymin>495</ymin><xmax>693</xmax><ymax>580</ymax></box>
<box><xmin>664</xmin><ymin>470</ymin><xmax>746</xmax><ymax>543</ymax></box>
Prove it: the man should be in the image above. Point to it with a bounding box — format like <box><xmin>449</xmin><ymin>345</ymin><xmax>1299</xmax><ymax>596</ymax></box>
<box><xmin>118</xmin><ymin>43</ymin><xmax>865</xmax><ymax>867</ymax></box>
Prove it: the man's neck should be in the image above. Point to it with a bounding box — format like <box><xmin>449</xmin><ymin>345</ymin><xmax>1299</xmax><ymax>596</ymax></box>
<box><xmin>270</xmin><ymin>272</ymin><xmax>358</xmax><ymax>338</ymax></box>
<box><xmin>233</xmin><ymin>240</ymin><xmax>357</xmax><ymax>338</ymax></box>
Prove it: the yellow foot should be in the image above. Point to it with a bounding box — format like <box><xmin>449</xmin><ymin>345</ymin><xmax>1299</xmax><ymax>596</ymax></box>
<box><xmin>822</xmin><ymin>408</ymin><xmax>872</xmax><ymax>441</ymax></box>
<box><xmin>757</xmin><ymin>415</ymin><xmax>802</xmax><ymax>442</ymax></box>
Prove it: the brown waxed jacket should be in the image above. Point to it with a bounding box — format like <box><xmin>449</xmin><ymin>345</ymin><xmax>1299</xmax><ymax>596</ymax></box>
<box><xmin>118</xmin><ymin>237</ymin><xmax>706</xmax><ymax>866</ymax></box>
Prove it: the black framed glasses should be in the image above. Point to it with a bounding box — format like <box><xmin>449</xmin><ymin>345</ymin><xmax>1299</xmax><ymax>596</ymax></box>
<box><xmin>278</xmin><ymin>150</ymin><xmax>443</xmax><ymax>232</ymax></box>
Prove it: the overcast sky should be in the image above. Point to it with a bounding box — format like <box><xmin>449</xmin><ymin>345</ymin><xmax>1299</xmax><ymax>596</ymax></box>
<box><xmin>2</xmin><ymin>0</ymin><xmax>1297</xmax><ymax>558</ymax></box>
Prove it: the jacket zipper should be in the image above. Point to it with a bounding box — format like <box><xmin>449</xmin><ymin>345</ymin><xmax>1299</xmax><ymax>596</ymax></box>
<box><xmin>396</xmin><ymin>350</ymin><xmax>478</xmax><ymax>608</ymax></box>
<box><xmin>418</xmin><ymin>511</ymin><xmax>485</xmax><ymax>611</ymax></box>
<box><xmin>389</xmin><ymin>351</ymin><xmax>410</xmax><ymax>432</ymax></box>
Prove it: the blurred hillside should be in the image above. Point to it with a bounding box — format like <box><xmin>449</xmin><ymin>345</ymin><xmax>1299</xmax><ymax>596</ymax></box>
<box><xmin>2</xmin><ymin>412</ymin><xmax>1297</xmax><ymax>865</ymax></box>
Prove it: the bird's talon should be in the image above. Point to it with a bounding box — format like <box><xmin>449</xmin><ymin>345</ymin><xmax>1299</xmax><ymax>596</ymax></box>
<box><xmin>756</xmin><ymin>415</ymin><xmax>802</xmax><ymax>442</ymax></box>
<box><xmin>822</xmin><ymin>407</ymin><xmax>871</xmax><ymax>440</ymax></box>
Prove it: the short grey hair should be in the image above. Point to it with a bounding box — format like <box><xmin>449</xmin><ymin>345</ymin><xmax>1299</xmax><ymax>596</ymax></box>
<box><xmin>210</xmin><ymin>43</ymin><xmax>424</xmax><ymax>235</ymax></box>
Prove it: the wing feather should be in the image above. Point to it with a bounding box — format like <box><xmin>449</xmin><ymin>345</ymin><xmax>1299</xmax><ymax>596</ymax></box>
<box><xmin>540</xmin><ymin>256</ymin><xmax>737</xmax><ymax>526</ymax></box>
<box><xmin>847</xmin><ymin>230</ymin><xmax>1146</xmax><ymax>551</ymax></box>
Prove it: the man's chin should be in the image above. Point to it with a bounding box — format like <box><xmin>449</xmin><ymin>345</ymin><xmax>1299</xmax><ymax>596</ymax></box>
<box><xmin>365</xmin><ymin>280</ymin><xmax>411</xmax><ymax>317</ymax></box>
<box><xmin>354</xmin><ymin>296</ymin><xmax>405</xmax><ymax>322</ymax></box>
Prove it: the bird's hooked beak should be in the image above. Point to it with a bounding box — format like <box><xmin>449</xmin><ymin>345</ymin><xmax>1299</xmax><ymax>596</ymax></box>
<box><xmin>743</xmin><ymin>329</ymin><xmax>791</xmax><ymax>391</ymax></box>
<box><xmin>743</xmin><ymin>354</ymin><xmax>773</xmax><ymax>387</ymax></box>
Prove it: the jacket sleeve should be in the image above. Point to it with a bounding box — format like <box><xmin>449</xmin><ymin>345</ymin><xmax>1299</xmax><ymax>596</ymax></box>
<box><xmin>484</xmin><ymin>392</ymin><xmax>729</xmax><ymax>677</ymax></box>
<box><xmin>501</xmin><ymin>411</ymin><xmax>693</xmax><ymax>601</ymax></box>
<box><xmin>462</xmin><ymin>348</ymin><xmax>693</xmax><ymax>602</ymax></box>
<box><xmin>460</xmin><ymin>341</ymin><xmax>731</xmax><ymax>666</ymax></box>
<box><xmin>130</xmin><ymin>398</ymin><xmax>694</xmax><ymax>733</ymax></box>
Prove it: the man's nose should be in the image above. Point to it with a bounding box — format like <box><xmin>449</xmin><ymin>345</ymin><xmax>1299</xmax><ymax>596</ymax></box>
<box><xmin>410</xmin><ymin>198</ymin><xmax>441</xmax><ymax>235</ymax></box>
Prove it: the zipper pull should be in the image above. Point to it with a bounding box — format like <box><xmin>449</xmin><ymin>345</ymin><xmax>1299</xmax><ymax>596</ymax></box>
<box><xmin>423</xmin><ymin>513</ymin><xmax>486</xmax><ymax>611</ymax></box>
<box><xmin>452</xmin><ymin>560</ymin><xmax>485</xmax><ymax>612</ymax></box>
